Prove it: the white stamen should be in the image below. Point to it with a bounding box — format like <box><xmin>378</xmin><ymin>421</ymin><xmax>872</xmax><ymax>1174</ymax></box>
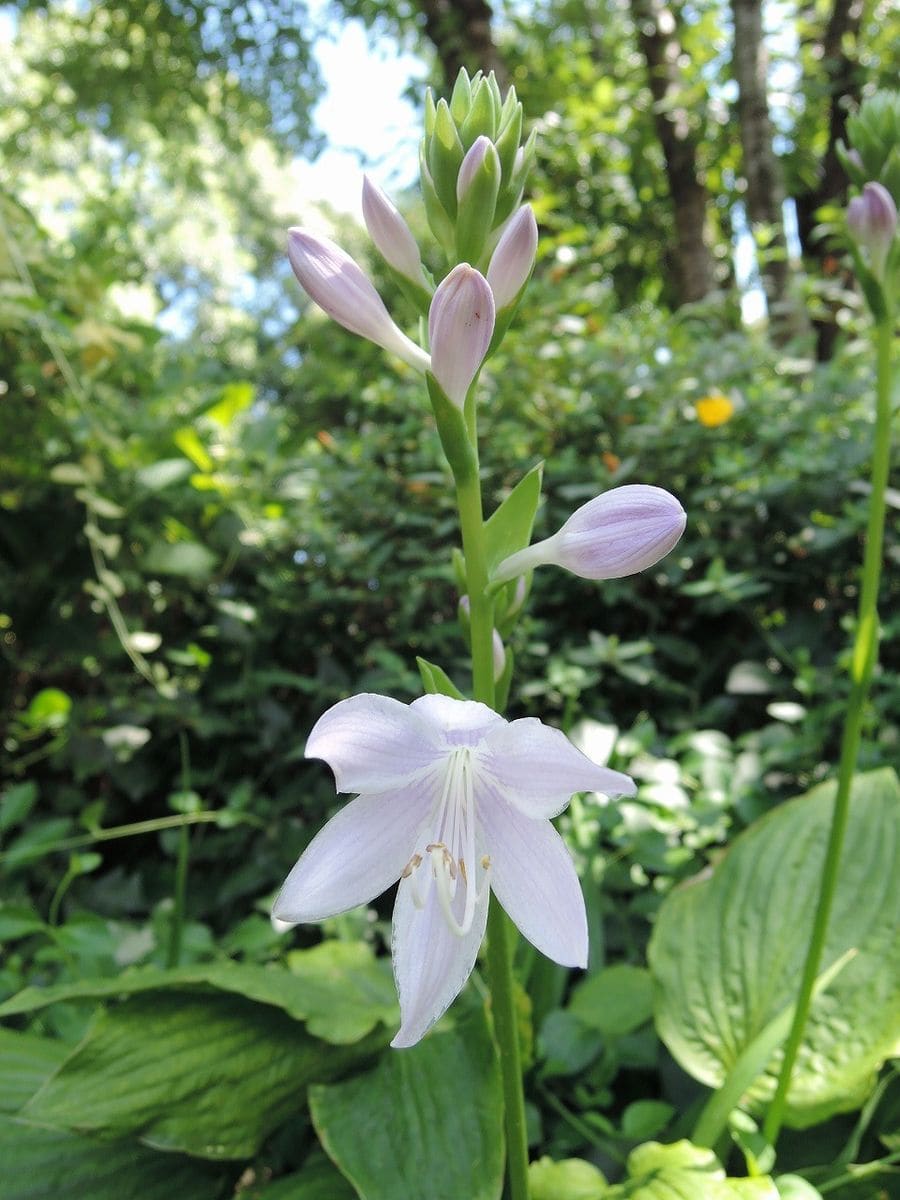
<box><xmin>414</xmin><ymin>748</ymin><xmax>485</xmax><ymax>939</ymax></box>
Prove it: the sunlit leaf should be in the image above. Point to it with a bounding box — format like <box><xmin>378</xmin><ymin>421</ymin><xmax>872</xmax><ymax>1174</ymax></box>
<box><xmin>650</xmin><ymin>768</ymin><xmax>900</xmax><ymax>1126</ymax></box>
<box><xmin>310</xmin><ymin>1009</ymin><xmax>503</xmax><ymax>1200</ymax></box>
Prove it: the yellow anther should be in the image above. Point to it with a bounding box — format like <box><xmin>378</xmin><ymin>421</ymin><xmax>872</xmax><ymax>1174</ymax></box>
<box><xmin>401</xmin><ymin>853</ymin><xmax>422</xmax><ymax>879</ymax></box>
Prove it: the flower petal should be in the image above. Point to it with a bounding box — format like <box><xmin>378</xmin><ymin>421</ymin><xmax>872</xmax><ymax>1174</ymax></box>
<box><xmin>273</xmin><ymin>782</ymin><xmax>433</xmax><ymax>923</ymax></box>
<box><xmin>307</xmin><ymin>693</ymin><xmax>445</xmax><ymax>794</ymax></box>
<box><xmin>390</xmin><ymin>870</ymin><xmax>489</xmax><ymax>1048</ymax></box>
<box><xmin>479</xmin><ymin>717</ymin><xmax>635</xmax><ymax>818</ymax></box>
<box><xmin>479</xmin><ymin>797</ymin><xmax>587</xmax><ymax>967</ymax></box>
<box><xmin>410</xmin><ymin>694</ymin><xmax>503</xmax><ymax>744</ymax></box>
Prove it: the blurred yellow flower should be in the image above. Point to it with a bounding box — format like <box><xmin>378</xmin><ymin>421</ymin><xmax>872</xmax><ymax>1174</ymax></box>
<box><xmin>696</xmin><ymin>392</ymin><xmax>735</xmax><ymax>428</ymax></box>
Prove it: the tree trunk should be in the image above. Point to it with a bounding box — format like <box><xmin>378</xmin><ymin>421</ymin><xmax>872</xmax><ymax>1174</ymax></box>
<box><xmin>416</xmin><ymin>0</ymin><xmax>509</xmax><ymax>91</ymax></box>
<box><xmin>795</xmin><ymin>0</ymin><xmax>865</xmax><ymax>359</ymax></box>
<box><xmin>730</xmin><ymin>0</ymin><xmax>799</xmax><ymax>337</ymax></box>
<box><xmin>629</xmin><ymin>0</ymin><xmax>716</xmax><ymax>304</ymax></box>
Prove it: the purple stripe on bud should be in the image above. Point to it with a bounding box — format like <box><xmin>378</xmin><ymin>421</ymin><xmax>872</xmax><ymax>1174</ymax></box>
<box><xmin>493</xmin><ymin>484</ymin><xmax>686</xmax><ymax>584</ymax></box>
<box><xmin>428</xmin><ymin>264</ymin><xmax>495</xmax><ymax>407</ymax></box>
<box><xmin>287</xmin><ymin>228</ymin><xmax>430</xmax><ymax>372</ymax></box>
<box><xmin>362</xmin><ymin>177</ymin><xmax>429</xmax><ymax>288</ymax></box>
<box><xmin>487</xmin><ymin>204</ymin><xmax>538</xmax><ymax>309</ymax></box>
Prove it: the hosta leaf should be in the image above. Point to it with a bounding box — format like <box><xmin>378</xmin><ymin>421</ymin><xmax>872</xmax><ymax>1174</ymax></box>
<box><xmin>242</xmin><ymin>1159</ymin><xmax>357</xmax><ymax>1199</ymax></box>
<box><xmin>568</xmin><ymin>965</ymin><xmax>655</xmax><ymax>1036</ymax></box>
<box><xmin>0</xmin><ymin>1116</ymin><xmax>225</xmax><ymax>1200</ymax></box>
<box><xmin>529</xmin><ymin>1156</ymin><xmax>608</xmax><ymax>1199</ymax></box>
<box><xmin>0</xmin><ymin>1029</ymin><xmax>66</xmax><ymax>1112</ymax></box>
<box><xmin>309</xmin><ymin>1009</ymin><xmax>503</xmax><ymax>1200</ymax></box>
<box><xmin>607</xmin><ymin>1141</ymin><xmax>778</xmax><ymax>1199</ymax></box>
<box><xmin>23</xmin><ymin>991</ymin><xmax>381</xmax><ymax>1159</ymax></box>
<box><xmin>649</xmin><ymin>768</ymin><xmax>900</xmax><ymax>1126</ymax></box>
<box><xmin>0</xmin><ymin>943</ymin><xmax>397</xmax><ymax>1045</ymax></box>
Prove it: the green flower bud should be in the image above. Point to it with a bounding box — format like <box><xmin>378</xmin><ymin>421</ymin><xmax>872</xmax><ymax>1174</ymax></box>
<box><xmin>494</xmin><ymin>99</ymin><xmax>523</xmax><ymax>183</ymax></box>
<box><xmin>424</xmin><ymin>88</ymin><xmax>437</xmax><ymax>138</ymax></box>
<box><xmin>449</xmin><ymin>69</ymin><xmax>472</xmax><ymax>124</ymax></box>
<box><xmin>460</xmin><ymin>76</ymin><xmax>499</xmax><ymax>147</ymax></box>
<box><xmin>455</xmin><ymin>138</ymin><xmax>502</xmax><ymax>264</ymax></box>
<box><xmin>420</xmin><ymin>143</ymin><xmax>455</xmax><ymax>253</ymax></box>
<box><xmin>841</xmin><ymin>90</ymin><xmax>900</xmax><ymax>205</ymax></box>
<box><xmin>428</xmin><ymin>99</ymin><xmax>465</xmax><ymax>220</ymax></box>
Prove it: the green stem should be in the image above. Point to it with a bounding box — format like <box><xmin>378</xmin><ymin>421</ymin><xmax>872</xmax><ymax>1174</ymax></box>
<box><xmin>455</xmin><ymin>444</ymin><xmax>530</xmax><ymax>1200</ymax></box>
<box><xmin>167</xmin><ymin>732</ymin><xmax>193</xmax><ymax>968</ymax></box>
<box><xmin>456</xmin><ymin>467</ymin><xmax>496</xmax><ymax>706</ymax></box>
<box><xmin>817</xmin><ymin>1148</ymin><xmax>900</xmax><ymax>1194</ymax></box>
<box><xmin>0</xmin><ymin>810</ymin><xmax>246</xmax><ymax>867</ymax></box>
<box><xmin>763</xmin><ymin>315</ymin><xmax>895</xmax><ymax>1147</ymax></box>
<box><xmin>48</xmin><ymin>863</ymin><xmax>78</xmax><ymax>926</ymax></box>
<box><xmin>487</xmin><ymin>899</ymin><xmax>531</xmax><ymax>1200</ymax></box>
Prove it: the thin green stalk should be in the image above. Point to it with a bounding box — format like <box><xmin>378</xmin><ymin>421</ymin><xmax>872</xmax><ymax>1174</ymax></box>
<box><xmin>0</xmin><ymin>810</ymin><xmax>246</xmax><ymax>867</ymax></box>
<box><xmin>763</xmin><ymin>315</ymin><xmax>896</xmax><ymax>1146</ymax></box>
<box><xmin>167</xmin><ymin>732</ymin><xmax>193</xmax><ymax>968</ymax></box>
<box><xmin>47</xmin><ymin>861</ymin><xmax>78</xmax><ymax>926</ymax></box>
<box><xmin>455</xmin><ymin>443</ymin><xmax>530</xmax><ymax>1200</ymax></box>
<box><xmin>817</xmin><ymin>1149</ymin><xmax>900</xmax><ymax>1194</ymax></box>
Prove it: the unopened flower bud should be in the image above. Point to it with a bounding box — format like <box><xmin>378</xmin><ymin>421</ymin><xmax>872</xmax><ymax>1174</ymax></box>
<box><xmin>507</xmin><ymin>574</ymin><xmax>528</xmax><ymax>617</ymax></box>
<box><xmin>429</xmin><ymin>264</ymin><xmax>495</xmax><ymax>407</ymax></box>
<box><xmin>457</xmin><ymin>135</ymin><xmax>495</xmax><ymax>202</ymax></box>
<box><xmin>847</xmin><ymin>182</ymin><xmax>897</xmax><ymax>279</ymax></box>
<box><xmin>492</xmin><ymin>629</ymin><xmax>506</xmax><ymax>681</ymax></box>
<box><xmin>493</xmin><ymin>485</ymin><xmax>686</xmax><ymax>584</ymax></box>
<box><xmin>487</xmin><ymin>205</ymin><xmax>538</xmax><ymax>309</ymax></box>
<box><xmin>287</xmin><ymin>228</ymin><xmax>430</xmax><ymax>372</ymax></box>
<box><xmin>362</xmin><ymin>177</ymin><xmax>429</xmax><ymax>289</ymax></box>
<box><xmin>271</xmin><ymin>914</ymin><xmax>296</xmax><ymax>934</ymax></box>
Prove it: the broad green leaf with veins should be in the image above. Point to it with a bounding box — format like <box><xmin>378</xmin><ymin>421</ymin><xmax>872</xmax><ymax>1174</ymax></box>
<box><xmin>649</xmin><ymin>769</ymin><xmax>900</xmax><ymax>1126</ymax></box>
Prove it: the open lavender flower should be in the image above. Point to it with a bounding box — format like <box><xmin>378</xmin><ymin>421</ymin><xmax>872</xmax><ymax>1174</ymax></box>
<box><xmin>274</xmin><ymin>692</ymin><xmax>634</xmax><ymax>1047</ymax></box>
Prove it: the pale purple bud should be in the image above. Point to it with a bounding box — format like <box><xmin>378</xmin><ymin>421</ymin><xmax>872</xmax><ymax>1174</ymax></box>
<box><xmin>487</xmin><ymin>204</ymin><xmax>538</xmax><ymax>309</ymax></box>
<box><xmin>428</xmin><ymin>264</ymin><xmax>495</xmax><ymax>406</ymax></box>
<box><xmin>287</xmin><ymin>228</ymin><xmax>430</xmax><ymax>372</ymax></box>
<box><xmin>493</xmin><ymin>484</ymin><xmax>686</xmax><ymax>584</ymax></box>
<box><xmin>513</xmin><ymin>575</ymin><xmax>527</xmax><ymax>606</ymax></box>
<box><xmin>847</xmin><ymin>182</ymin><xmax>897</xmax><ymax>278</ymax></box>
<box><xmin>457</xmin><ymin>135</ymin><xmax>494</xmax><ymax>202</ymax></box>
<box><xmin>492</xmin><ymin>630</ymin><xmax>506</xmax><ymax>681</ymax></box>
<box><xmin>362</xmin><ymin>176</ymin><xmax>429</xmax><ymax>288</ymax></box>
<box><xmin>459</xmin><ymin>596</ymin><xmax>504</xmax><ymax>678</ymax></box>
